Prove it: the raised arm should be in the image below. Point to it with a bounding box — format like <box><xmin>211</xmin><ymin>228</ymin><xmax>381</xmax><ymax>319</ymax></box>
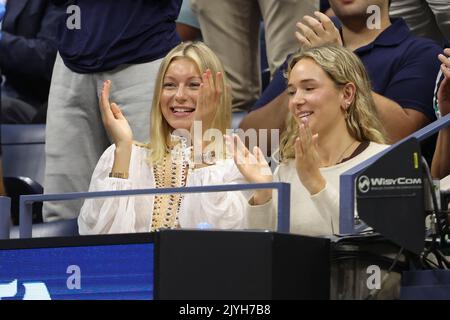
<box><xmin>432</xmin><ymin>49</ymin><xmax>450</xmax><ymax>179</ymax></box>
<box><xmin>99</xmin><ymin>80</ymin><xmax>134</xmax><ymax>178</ymax></box>
<box><xmin>78</xmin><ymin>81</ymin><xmax>153</xmax><ymax>235</ymax></box>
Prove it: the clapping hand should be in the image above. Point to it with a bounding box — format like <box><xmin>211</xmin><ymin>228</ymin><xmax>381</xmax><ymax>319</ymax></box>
<box><xmin>190</xmin><ymin>69</ymin><xmax>223</xmax><ymax>154</ymax></box>
<box><xmin>295</xmin><ymin>11</ymin><xmax>343</xmax><ymax>48</ymax></box>
<box><xmin>99</xmin><ymin>80</ymin><xmax>133</xmax><ymax>148</ymax></box>
<box><xmin>438</xmin><ymin>48</ymin><xmax>450</xmax><ymax>117</ymax></box>
<box><xmin>294</xmin><ymin>118</ymin><xmax>326</xmax><ymax>195</ymax></box>
<box><xmin>225</xmin><ymin>134</ymin><xmax>273</xmax><ymax>205</ymax></box>
<box><xmin>193</xmin><ymin>69</ymin><xmax>222</xmax><ymax>132</ymax></box>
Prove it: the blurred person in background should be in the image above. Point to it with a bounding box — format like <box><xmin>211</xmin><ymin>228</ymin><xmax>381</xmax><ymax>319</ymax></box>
<box><xmin>190</xmin><ymin>0</ymin><xmax>319</xmax><ymax>112</ymax></box>
<box><xmin>43</xmin><ymin>0</ymin><xmax>182</xmax><ymax>221</ymax></box>
<box><xmin>0</xmin><ymin>0</ymin><xmax>5</xmax><ymax>196</ymax></box>
<box><xmin>176</xmin><ymin>0</ymin><xmax>201</xmax><ymax>42</ymax></box>
<box><xmin>240</xmin><ymin>0</ymin><xmax>442</xmax><ymax>160</ymax></box>
<box><xmin>390</xmin><ymin>0</ymin><xmax>450</xmax><ymax>45</ymax></box>
<box><xmin>0</xmin><ymin>0</ymin><xmax>63</xmax><ymax>124</ymax></box>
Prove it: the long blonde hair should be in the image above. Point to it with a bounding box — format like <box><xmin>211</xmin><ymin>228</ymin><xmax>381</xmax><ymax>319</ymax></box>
<box><xmin>146</xmin><ymin>41</ymin><xmax>231</xmax><ymax>163</ymax></box>
<box><xmin>279</xmin><ymin>45</ymin><xmax>387</xmax><ymax>162</ymax></box>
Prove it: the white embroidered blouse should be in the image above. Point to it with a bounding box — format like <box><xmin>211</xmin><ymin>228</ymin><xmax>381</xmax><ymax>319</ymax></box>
<box><xmin>78</xmin><ymin>143</ymin><xmax>251</xmax><ymax>234</ymax></box>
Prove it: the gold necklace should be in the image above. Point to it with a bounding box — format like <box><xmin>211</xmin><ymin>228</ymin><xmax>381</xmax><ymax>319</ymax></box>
<box><xmin>334</xmin><ymin>140</ymin><xmax>358</xmax><ymax>165</ymax></box>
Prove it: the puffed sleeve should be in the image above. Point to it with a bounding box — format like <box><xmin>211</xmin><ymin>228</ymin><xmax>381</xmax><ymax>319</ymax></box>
<box><xmin>78</xmin><ymin>144</ymin><xmax>155</xmax><ymax>235</ymax></box>
<box><xmin>179</xmin><ymin>159</ymin><xmax>251</xmax><ymax>229</ymax></box>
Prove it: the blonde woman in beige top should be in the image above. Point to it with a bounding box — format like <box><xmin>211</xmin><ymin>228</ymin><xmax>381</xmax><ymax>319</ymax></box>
<box><xmin>227</xmin><ymin>46</ymin><xmax>389</xmax><ymax>237</ymax></box>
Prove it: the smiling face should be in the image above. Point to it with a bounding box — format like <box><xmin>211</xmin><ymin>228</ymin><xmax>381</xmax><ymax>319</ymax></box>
<box><xmin>160</xmin><ymin>57</ymin><xmax>202</xmax><ymax>131</ymax></box>
<box><xmin>287</xmin><ymin>58</ymin><xmax>346</xmax><ymax>136</ymax></box>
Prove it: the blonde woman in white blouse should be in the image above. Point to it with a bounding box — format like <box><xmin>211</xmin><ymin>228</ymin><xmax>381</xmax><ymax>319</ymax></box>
<box><xmin>227</xmin><ymin>46</ymin><xmax>390</xmax><ymax>237</ymax></box>
<box><xmin>78</xmin><ymin>42</ymin><xmax>249</xmax><ymax>234</ymax></box>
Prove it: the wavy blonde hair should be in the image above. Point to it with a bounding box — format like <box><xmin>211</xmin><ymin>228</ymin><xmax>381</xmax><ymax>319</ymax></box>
<box><xmin>279</xmin><ymin>45</ymin><xmax>387</xmax><ymax>162</ymax></box>
<box><xmin>145</xmin><ymin>41</ymin><xmax>231</xmax><ymax>163</ymax></box>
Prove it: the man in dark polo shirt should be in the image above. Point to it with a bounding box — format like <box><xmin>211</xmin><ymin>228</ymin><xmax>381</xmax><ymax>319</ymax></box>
<box><xmin>43</xmin><ymin>0</ymin><xmax>182</xmax><ymax>221</ymax></box>
<box><xmin>240</xmin><ymin>0</ymin><xmax>442</xmax><ymax>148</ymax></box>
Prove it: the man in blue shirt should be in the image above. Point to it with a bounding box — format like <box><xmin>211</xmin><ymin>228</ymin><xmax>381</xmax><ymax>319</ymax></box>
<box><xmin>240</xmin><ymin>0</ymin><xmax>442</xmax><ymax>147</ymax></box>
<box><xmin>190</xmin><ymin>0</ymin><xmax>318</xmax><ymax>112</ymax></box>
<box><xmin>43</xmin><ymin>0</ymin><xmax>182</xmax><ymax>221</ymax></box>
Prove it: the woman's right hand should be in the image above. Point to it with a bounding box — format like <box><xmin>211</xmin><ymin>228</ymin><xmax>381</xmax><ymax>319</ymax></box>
<box><xmin>99</xmin><ymin>80</ymin><xmax>133</xmax><ymax>148</ymax></box>
<box><xmin>225</xmin><ymin>134</ymin><xmax>273</xmax><ymax>205</ymax></box>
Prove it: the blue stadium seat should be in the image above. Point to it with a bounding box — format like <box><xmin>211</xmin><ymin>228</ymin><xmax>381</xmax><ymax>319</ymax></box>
<box><xmin>9</xmin><ymin>218</ymin><xmax>79</xmax><ymax>239</ymax></box>
<box><xmin>1</xmin><ymin>124</ymin><xmax>46</xmax><ymax>227</ymax></box>
<box><xmin>4</xmin><ymin>176</ymin><xmax>43</xmax><ymax>225</ymax></box>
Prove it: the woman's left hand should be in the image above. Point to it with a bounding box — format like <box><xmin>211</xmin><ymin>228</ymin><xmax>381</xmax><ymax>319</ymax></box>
<box><xmin>193</xmin><ymin>69</ymin><xmax>223</xmax><ymax>131</ymax></box>
<box><xmin>294</xmin><ymin>118</ymin><xmax>326</xmax><ymax>195</ymax></box>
